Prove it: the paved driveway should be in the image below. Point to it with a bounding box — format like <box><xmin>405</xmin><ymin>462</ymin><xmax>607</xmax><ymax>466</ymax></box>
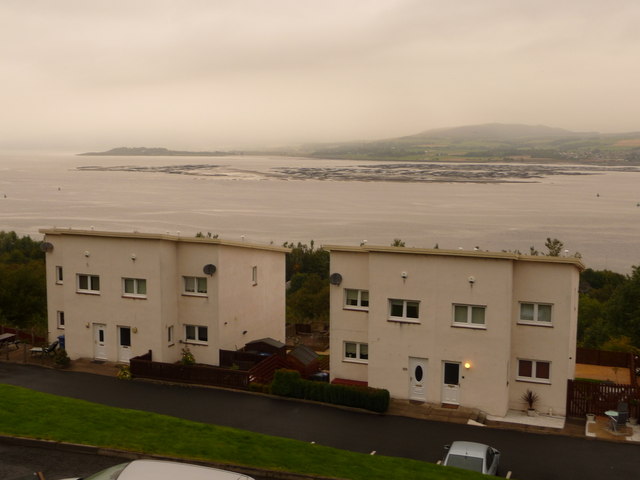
<box><xmin>1</xmin><ymin>363</ymin><xmax>639</xmax><ymax>479</ymax></box>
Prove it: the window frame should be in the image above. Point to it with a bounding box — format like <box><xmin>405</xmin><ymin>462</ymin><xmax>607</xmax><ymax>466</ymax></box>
<box><xmin>343</xmin><ymin>341</ymin><xmax>368</xmax><ymax>363</ymax></box>
<box><xmin>167</xmin><ymin>325</ymin><xmax>174</xmax><ymax>346</ymax></box>
<box><xmin>517</xmin><ymin>358</ymin><xmax>551</xmax><ymax>384</ymax></box>
<box><xmin>56</xmin><ymin>311</ymin><xmax>65</xmax><ymax>329</ymax></box>
<box><xmin>388</xmin><ymin>298</ymin><xmax>420</xmax><ymax>323</ymax></box>
<box><xmin>76</xmin><ymin>273</ymin><xmax>100</xmax><ymax>294</ymax></box>
<box><xmin>452</xmin><ymin>304</ymin><xmax>487</xmax><ymax>329</ymax></box>
<box><xmin>122</xmin><ymin>277</ymin><xmax>147</xmax><ymax>298</ymax></box>
<box><xmin>518</xmin><ymin>302</ymin><xmax>553</xmax><ymax>327</ymax></box>
<box><xmin>343</xmin><ymin>288</ymin><xmax>369</xmax><ymax>311</ymax></box>
<box><xmin>183</xmin><ymin>276</ymin><xmax>208</xmax><ymax>296</ymax></box>
<box><xmin>185</xmin><ymin>324</ymin><xmax>208</xmax><ymax>344</ymax></box>
<box><xmin>55</xmin><ymin>266</ymin><xmax>64</xmax><ymax>284</ymax></box>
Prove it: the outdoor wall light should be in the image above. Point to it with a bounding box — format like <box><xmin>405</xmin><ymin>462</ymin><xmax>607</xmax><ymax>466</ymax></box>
<box><xmin>131</xmin><ymin>253</ymin><xmax>137</xmax><ymax>261</ymax></box>
<box><xmin>85</xmin><ymin>322</ymin><xmax>90</xmax><ymax>328</ymax></box>
<box><xmin>401</xmin><ymin>271</ymin><xmax>408</xmax><ymax>279</ymax></box>
<box><xmin>84</xmin><ymin>251</ymin><xmax>90</xmax><ymax>257</ymax></box>
<box><xmin>464</xmin><ymin>362</ymin><xmax>472</xmax><ymax>369</ymax></box>
<box><xmin>132</xmin><ymin>327</ymin><xmax>138</xmax><ymax>334</ymax></box>
<box><xmin>468</xmin><ymin>276</ymin><xmax>475</xmax><ymax>285</ymax></box>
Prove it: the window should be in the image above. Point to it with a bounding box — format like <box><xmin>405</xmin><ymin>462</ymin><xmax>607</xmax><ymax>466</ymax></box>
<box><xmin>55</xmin><ymin>266</ymin><xmax>63</xmax><ymax>284</ymax></box>
<box><xmin>57</xmin><ymin>311</ymin><xmax>65</xmax><ymax>329</ymax></box>
<box><xmin>388</xmin><ymin>299</ymin><xmax>420</xmax><ymax>322</ymax></box>
<box><xmin>77</xmin><ymin>274</ymin><xmax>100</xmax><ymax>294</ymax></box>
<box><xmin>519</xmin><ymin>302</ymin><xmax>552</xmax><ymax>326</ymax></box>
<box><xmin>517</xmin><ymin>359</ymin><xmax>551</xmax><ymax>383</ymax></box>
<box><xmin>123</xmin><ymin>278</ymin><xmax>147</xmax><ymax>298</ymax></box>
<box><xmin>185</xmin><ymin>324</ymin><xmax>208</xmax><ymax>343</ymax></box>
<box><xmin>344</xmin><ymin>289</ymin><xmax>369</xmax><ymax>310</ymax></box>
<box><xmin>344</xmin><ymin>341</ymin><xmax>368</xmax><ymax>362</ymax></box>
<box><xmin>252</xmin><ymin>265</ymin><xmax>258</xmax><ymax>285</ymax></box>
<box><xmin>183</xmin><ymin>276</ymin><xmax>207</xmax><ymax>295</ymax></box>
<box><xmin>453</xmin><ymin>304</ymin><xmax>486</xmax><ymax>328</ymax></box>
<box><xmin>167</xmin><ymin>325</ymin><xmax>174</xmax><ymax>345</ymax></box>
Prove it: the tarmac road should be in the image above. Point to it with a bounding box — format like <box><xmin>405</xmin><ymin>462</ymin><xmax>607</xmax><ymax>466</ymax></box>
<box><xmin>1</xmin><ymin>363</ymin><xmax>639</xmax><ymax>479</ymax></box>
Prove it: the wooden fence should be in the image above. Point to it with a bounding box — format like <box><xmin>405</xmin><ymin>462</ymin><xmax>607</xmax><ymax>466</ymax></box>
<box><xmin>576</xmin><ymin>347</ymin><xmax>631</xmax><ymax>368</ymax></box>
<box><xmin>0</xmin><ymin>325</ymin><xmax>46</xmax><ymax>346</ymax></box>
<box><xmin>130</xmin><ymin>351</ymin><xmax>250</xmax><ymax>390</ymax></box>
<box><xmin>566</xmin><ymin>379</ymin><xmax>640</xmax><ymax>418</ymax></box>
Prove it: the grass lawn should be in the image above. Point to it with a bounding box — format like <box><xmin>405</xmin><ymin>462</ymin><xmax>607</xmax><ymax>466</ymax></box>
<box><xmin>0</xmin><ymin>384</ymin><xmax>485</xmax><ymax>480</ymax></box>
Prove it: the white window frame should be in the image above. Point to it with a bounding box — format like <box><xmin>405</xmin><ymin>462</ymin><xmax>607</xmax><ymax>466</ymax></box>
<box><xmin>185</xmin><ymin>324</ymin><xmax>208</xmax><ymax>344</ymax></box>
<box><xmin>167</xmin><ymin>325</ymin><xmax>174</xmax><ymax>346</ymax></box>
<box><xmin>55</xmin><ymin>266</ymin><xmax>64</xmax><ymax>284</ymax></box>
<box><xmin>343</xmin><ymin>341</ymin><xmax>368</xmax><ymax>363</ymax></box>
<box><xmin>344</xmin><ymin>288</ymin><xmax>369</xmax><ymax>311</ymax></box>
<box><xmin>518</xmin><ymin>302</ymin><xmax>553</xmax><ymax>326</ymax></box>
<box><xmin>183</xmin><ymin>276</ymin><xmax>207</xmax><ymax>296</ymax></box>
<box><xmin>76</xmin><ymin>274</ymin><xmax>100</xmax><ymax>294</ymax></box>
<box><xmin>388</xmin><ymin>298</ymin><xmax>420</xmax><ymax>323</ymax></box>
<box><xmin>252</xmin><ymin>265</ymin><xmax>258</xmax><ymax>286</ymax></box>
<box><xmin>122</xmin><ymin>278</ymin><xmax>147</xmax><ymax>298</ymax></box>
<box><xmin>452</xmin><ymin>304</ymin><xmax>486</xmax><ymax>329</ymax></box>
<box><xmin>57</xmin><ymin>311</ymin><xmax>65</xmax><ymax>329</ymax></box>
<box><xmin>517</xmin><ymin>359</ymin><xmax>551</xmax><ymax>384</ymax></box>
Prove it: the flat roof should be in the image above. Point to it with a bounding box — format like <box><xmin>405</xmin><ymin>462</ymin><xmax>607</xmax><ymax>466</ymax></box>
<box><xmin>324</xmin><ymin>244</ymin><xmax>585</xmax><ymax>270</ymax></box>
<box><xmin>40</xmin><ymin>228</ymin><xmax>291</xmax><ymax>254</ymax></box>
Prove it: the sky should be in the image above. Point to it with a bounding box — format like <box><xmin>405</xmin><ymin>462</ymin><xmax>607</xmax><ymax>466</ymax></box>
<box><xmin>2</xmin><ymin>0</ymin><xmax>640</xmax><ymax>151</ymax></box>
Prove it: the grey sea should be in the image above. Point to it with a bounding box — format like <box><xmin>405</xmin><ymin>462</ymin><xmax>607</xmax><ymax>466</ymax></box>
<box><xmin>1</xmin><ymin>153</ymin><xmax>638</xmax><ymax>273</ymax></box>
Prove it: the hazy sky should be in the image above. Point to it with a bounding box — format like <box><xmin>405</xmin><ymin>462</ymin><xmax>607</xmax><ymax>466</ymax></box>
<box><xmin>2</xmin><ymin>0</ymin><xmax>639</xmax><ymax>151</ymax></box>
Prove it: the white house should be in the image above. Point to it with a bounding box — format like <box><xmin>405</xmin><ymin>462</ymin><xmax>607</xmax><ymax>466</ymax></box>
<box><xmin>41</xmin><ymin>228</ymin><xmax>288</xmax><ymax>365</ymax></box>
<box><xmin>327</xmin><ymin>245</ymin><xmax>583</xmax><ymax>417</ymax></box>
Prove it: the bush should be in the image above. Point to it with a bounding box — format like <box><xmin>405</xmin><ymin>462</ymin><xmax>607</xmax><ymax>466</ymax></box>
<box><xmin>271</xmin><ymin>369</ymin><xmax>390</xmax><ymax>413</ymax></box>
<box><xmin>180</xmin><ymin>346</ymin><xmax>195</xmax><ymax>365</ymax></box>
<box><xmin>53</xmin><ymin>348</ymin><xmax>70</xmax><ymax>369</ymax></box>
<box><xmin>117</xmin><ymin>364</ymin><xmax>132</xmax><ymax>380</ymax></box>
<box><xmin>248</xmin><ymin>382</ymin><xmax>270</xmax><ymax>394</ymax></box>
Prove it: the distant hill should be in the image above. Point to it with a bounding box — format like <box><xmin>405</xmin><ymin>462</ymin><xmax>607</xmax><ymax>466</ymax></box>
<box><xmin>79</xmin><ymin>147</ymin><xmax>238</xmax><ymax>156</ymax></box>
<box><xmin>302</xmin><ymin>123</ymin><xmax>640</xmax><ymax>164</ymax></box>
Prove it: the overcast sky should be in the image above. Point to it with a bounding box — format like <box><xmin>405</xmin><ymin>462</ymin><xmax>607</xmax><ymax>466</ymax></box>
<box><xmin>2</xmin><ymin>0</ymin><xmax>639</xmax><ymax>151</ymax></box>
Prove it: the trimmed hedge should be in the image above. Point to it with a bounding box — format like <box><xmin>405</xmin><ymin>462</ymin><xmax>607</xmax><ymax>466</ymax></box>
<box><xmin>271</xmin><ymin>370</ymin><xmax>390</xmax><ymax>413</ymax></box>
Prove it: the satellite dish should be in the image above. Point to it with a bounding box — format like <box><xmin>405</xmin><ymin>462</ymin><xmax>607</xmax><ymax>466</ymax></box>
<box><xmin>329</xmin><ymin>273</ymin><xmax>343</xmax><ymax>285</ymax></box>
<box><xmin>203</xmin><ymin>264</ymin><xmax>217</xmax><ymax>276</ymax></box>
<box><xmin>40</xmin><ymin>242</ymin><xmax>54</xmax><ymax>253</ymax></box>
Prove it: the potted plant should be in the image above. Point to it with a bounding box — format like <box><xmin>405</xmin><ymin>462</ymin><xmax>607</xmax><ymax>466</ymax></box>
<box><xmin>521</xmin><ymin>389</ymin><xmax>539</xmax><ymax>416</ymax></box>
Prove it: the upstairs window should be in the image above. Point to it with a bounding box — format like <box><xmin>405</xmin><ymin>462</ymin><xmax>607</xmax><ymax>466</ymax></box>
<box><xmin>55</xmin><ymin>266</ymin><xmax>64</xmax><ymax>284</ymax></box>
<box><xmin>183</xmin><ymin>276</ymin><xmax>207</xmax><ymax>296</ymax></box>
<box><xmin>344</xmin><ymin>289</ymin><xmax>369</xmax><ymax>310</ymax></box>
<box><xmin>77</xmin><ymin>274</ymin><xmax>100</xmax><ymax>294</ymax></box>
<box><xmin>453</xmin><ymin>304</ymin><xmax>486</xmax><ymax>328</ymax></box>
<box><xmin>123</xmin><ymin>278</ymin><xmax>147</xmax><ymax>298</ymax></box>
<box><xmin>519</xmin><ymin>302</ymin><xmax>552</xmax><ymax>326</ymax></box>
<box><xmin>388</xmin><ymin>299</ymin><xmax>420</xmax><ymax>323</ymax></box>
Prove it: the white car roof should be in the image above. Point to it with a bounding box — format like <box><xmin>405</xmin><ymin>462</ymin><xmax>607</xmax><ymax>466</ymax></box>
<box><xmin>119</xmin><ymin>460</ymin><xmax>253</xmax><ymax>480</ymax></box>
<box><xmin>448</xmin><ymin>441</ymin><xmax>490</xmax><ymax>457</ymax></box>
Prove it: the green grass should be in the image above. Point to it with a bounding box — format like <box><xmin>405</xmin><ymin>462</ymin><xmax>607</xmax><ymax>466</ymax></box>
<box><xmin>0</xmin><ymin>384</ymin><xmax>484</xmax><ymax>480</ymax></box>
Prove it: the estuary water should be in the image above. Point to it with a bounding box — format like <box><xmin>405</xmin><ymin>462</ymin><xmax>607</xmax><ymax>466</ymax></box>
<box><xmin>0</xmin><ymin>153</ymin><xmax>638</xmax><ymax>273</ymax></box>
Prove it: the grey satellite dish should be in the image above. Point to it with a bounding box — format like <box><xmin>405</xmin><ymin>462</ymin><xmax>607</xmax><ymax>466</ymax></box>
<box><xmin>40</xmin><ymin>242</ymin><xmax>54</xmax><ymax>253</ymax></box>
<box><xmin>203</xmin><ymin>264</ymin><xmax>217</xmax><ymax>276</ymax></box>
<box><xmin>329</xmin><ymin>273</ymin><xmax>342</xmax><ymax>285</ymax></box>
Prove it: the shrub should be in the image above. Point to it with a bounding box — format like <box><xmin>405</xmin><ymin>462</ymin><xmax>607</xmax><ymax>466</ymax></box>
<box><xmin>248</xmin><ymin>382</ymin><xmax>270</xmax><ymax>394</ymax></box>
<box><xmin>271</xmin><ymin>369</ymin><xmax>390</xmax><ymax>413</ymax></box>
<box><xmin>52</xmin><ymin>348</ymin><xmax>70</xmax><ymax>368</ymax></box>
<box><xmin>117</xmin><ymin>364</ymin><xmax>132</xmax><ymax>380</ymax></box>
<box><xmin>180</xmin><ymin>346</ymin><xmax>195</xmax><ymax>365</ymax></box>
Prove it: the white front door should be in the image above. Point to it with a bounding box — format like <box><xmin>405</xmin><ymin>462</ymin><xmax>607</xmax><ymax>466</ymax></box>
<box><xmin>93</xmin><ymin>324</ymin><xmax>107</xmax><ymax>360</ymax></box>
<box><xmin>118</xmin><ymin>326</ymin><xmax>132</xmax><ymax>363</ymax></box>
<box><xmin>442</xmin><ymin>361</ymin><xmax>461</xmax><ymax>405</ymax></box>
<box><xmin>409</xmin><ymin>357</ymin><xmax>428</xmax><ymax>401</ymax></box>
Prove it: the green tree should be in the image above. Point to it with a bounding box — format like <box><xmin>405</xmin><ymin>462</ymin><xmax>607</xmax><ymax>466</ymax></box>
<box><xmin>544</xmin><ymin>237</ymin><xmax>564</xmax><ymax>256</ymax></box>
<box><xmin>391</xmin><ymin>238</ymin><xmax>406</xmax><ymax>247</ymax></box>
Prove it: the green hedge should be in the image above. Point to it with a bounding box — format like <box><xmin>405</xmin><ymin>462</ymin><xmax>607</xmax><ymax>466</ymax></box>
<box><xmin>271</xmin><ymin>370</ymin><xmax>390</xmax><ymax>413</ymax></box>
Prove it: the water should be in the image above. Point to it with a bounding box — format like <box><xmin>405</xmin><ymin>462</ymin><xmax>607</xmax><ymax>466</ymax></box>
<box><xmin>0</xmin><ymin>153</ymin><xmax>638</xmax><ymax>272</ymax></box>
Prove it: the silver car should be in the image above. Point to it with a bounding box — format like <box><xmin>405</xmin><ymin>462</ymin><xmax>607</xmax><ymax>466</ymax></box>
<box><xmin>442</xmin><ymin>441</ymin><xmax>500</xmax><ymax>475</ymax></box>
<box><xmin>60</xmin><ymin>459</ymin><xmax>254</xmax><ymax>480</ymax></box>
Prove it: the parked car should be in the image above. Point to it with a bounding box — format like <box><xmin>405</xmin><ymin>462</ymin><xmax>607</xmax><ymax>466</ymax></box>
<box><xmin>442</xmin><ymin>441</ymin><xmax>500</xmax><ymax>475</ymax></box>
<box><xmin>59</xmin><ymin>459</ymin><xmax>254</xmax><ymax>480</ymax></box>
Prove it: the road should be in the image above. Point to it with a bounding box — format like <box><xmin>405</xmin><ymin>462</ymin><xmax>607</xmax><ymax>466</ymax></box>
<box><xmin>1</xmin><ymin>363</ymin><xmax>638</xmax><ymax>479</ymax></box>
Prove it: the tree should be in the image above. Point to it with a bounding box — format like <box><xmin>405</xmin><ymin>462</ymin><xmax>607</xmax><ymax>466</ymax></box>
<box><xmin>391</xmin><ymin>238</ymin><xmax>406</xmax><ymax>247</ymax></box>
<box><xmin>544</xmin><ymin>238</ymin><xmax>564</xmax><ymax>256</ymax></box>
